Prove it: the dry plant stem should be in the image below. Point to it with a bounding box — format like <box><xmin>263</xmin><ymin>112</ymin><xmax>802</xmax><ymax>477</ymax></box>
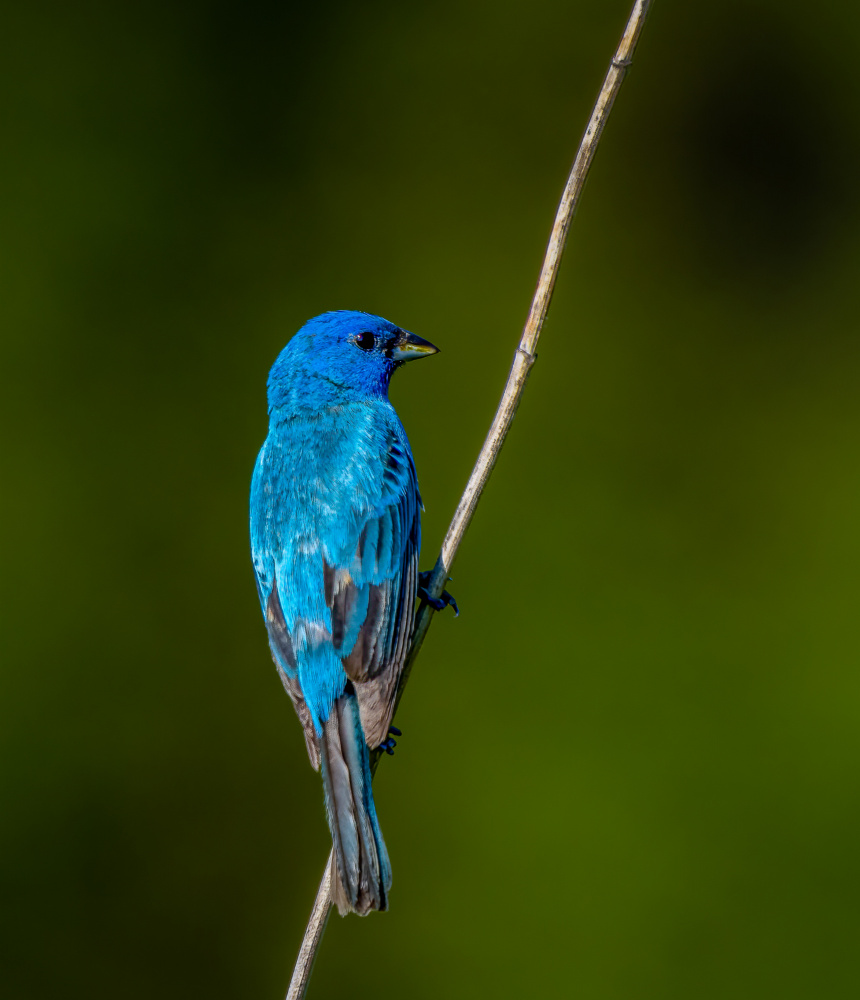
<box><xmin>286</xmin><ymin>864</ymin><xmax>332</xmax><ymax>1000</ymax></box>
<box><xmin>285</xmin><ymin>3</ymin><xmax>652</xmax><ymax>997</ymax></box>
<box><xmin>395</xmin><ymin>0</ymin><xmax>652</xmax><ymax>708</ymax></box>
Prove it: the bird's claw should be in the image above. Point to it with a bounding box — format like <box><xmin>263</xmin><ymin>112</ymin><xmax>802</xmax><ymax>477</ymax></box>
<box><xmin>419</xmin><ymin>587</ymin><xmax>460</xmax><ymax>616</ymax></box>
<box><xmin>388</xmin><ymin>726</ymin><xmax>402</xmax><ymax>736</ymax></box>
<box><xmin>378</xmin><ymin>737</ymin><xmax>397</xmax><ymax>755</ymax></box>
<box><xmin>418</xmin><ymin>572</ymin><xmax>460</xmax><ymax>617</ymax></box>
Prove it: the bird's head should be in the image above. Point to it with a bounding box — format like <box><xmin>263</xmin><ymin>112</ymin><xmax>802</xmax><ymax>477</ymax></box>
<box><xmin>267</xmin><ymin>310</ymin><xmax>438</xmax><ymax>412</ymax></box>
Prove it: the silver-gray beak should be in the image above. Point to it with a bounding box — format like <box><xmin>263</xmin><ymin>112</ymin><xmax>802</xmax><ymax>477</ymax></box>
<box><xmin>390</xmin><ymin>330</ymin><xmax>440</xmax><ymax>362</ymax></box>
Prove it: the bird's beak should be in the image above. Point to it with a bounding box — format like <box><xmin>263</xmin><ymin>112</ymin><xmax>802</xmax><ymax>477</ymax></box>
<box><xmin>390</xmin><ymin>330</ymin><xmax>440</xmax><ymax>362</ymax></box>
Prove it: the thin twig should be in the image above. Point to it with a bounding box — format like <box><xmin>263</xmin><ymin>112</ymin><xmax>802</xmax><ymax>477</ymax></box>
<box><xmin>285</xmin><ymin>3</ymin><xmax>652</xmax><ymax>996</ymax></box>
<box><xmin>285</xmin><ymin>864</ymin><xmax>332</xmax><ymax>1000</ymax></box>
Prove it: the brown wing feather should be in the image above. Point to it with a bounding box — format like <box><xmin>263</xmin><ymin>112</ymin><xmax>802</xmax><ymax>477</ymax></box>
<box><xmin>267</xmin><ymin>582</ymin><xmax>321</xmax><ymax>770</ymax></box>
<box><xmin>324</xmin><ymin>447</ymin><xmax>421</xmax><ymax>749</ymax></box>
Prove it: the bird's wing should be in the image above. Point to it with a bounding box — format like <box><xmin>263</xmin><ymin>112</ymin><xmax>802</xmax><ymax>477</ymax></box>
<box><xmin>250</xmin><ymin>438</ymin><xmax>325</xmax><ymax>769</ymax></box>
<box><xmin>323</xmin><ymin>432</ymin><xmax>421</xmax><ymax>748</ymax></box>
<box><xmin>264</xmin><ymin>578</ymin><xmax>322</xmax><ymax>769</ymax></box>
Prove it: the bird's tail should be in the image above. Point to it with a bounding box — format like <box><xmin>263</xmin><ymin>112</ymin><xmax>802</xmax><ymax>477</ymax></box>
<box><xmin>319</xmin><ymin>683</ymin><xmax>391</xmax><ymax>915</ymax></box>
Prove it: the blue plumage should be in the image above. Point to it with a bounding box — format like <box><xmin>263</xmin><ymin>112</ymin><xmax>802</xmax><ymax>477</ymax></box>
<box><xmin>249</xmin><ymin>310</ymin><xmax>438</xmax><ymax>915</ymax></box>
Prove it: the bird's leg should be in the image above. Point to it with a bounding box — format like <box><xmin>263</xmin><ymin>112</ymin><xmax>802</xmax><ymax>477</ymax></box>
<box><xmin>418</xmin><ymin>571</ymin><xmax>460</xmax><ymax>617</ymax></box>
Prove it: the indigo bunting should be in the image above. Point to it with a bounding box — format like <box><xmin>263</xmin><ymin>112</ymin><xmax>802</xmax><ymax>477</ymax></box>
<box><xmin>249</xmin><ymin>311</ymin><xmax>438</xmax><ymax>915</ymax></box>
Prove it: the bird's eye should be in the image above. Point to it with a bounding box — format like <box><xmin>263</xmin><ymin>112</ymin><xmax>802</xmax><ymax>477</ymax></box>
<box><xmin>355</xmin><ymin>331</ymin><xmax>375</xmax><ymax>351</ymax></box>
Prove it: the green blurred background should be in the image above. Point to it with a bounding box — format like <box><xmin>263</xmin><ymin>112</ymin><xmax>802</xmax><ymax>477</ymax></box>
<box><xmin>3</xmin><ymin>1</ymin><xmax>859</xmax><ymax>997</ymax></box>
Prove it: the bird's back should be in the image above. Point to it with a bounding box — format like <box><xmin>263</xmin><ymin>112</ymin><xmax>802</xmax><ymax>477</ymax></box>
<box><xmin>250</xmin><ymin>397</ymin><xmax>420</xmax><ymax>746</ymax></box>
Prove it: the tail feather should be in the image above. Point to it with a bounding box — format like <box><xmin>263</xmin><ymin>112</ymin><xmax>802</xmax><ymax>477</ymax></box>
<box><xmin>319</xmin><ymin>686</ymin><xmax>391</xmax><ymax>915</ymax></box>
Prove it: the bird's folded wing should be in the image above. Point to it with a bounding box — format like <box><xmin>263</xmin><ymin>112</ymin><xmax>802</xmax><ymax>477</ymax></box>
<box><xmin>323</xmin><ymin>435</ymin><xmax>421</xmax><ymax>748</ymax></box>
<box><xmin>265</xmin><ymin>582</ymin><xmax>322</xmax><ymax>769</ymax></box>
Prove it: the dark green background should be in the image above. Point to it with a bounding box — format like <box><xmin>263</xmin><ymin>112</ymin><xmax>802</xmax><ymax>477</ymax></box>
<box><xmin>3</xmin><ymin>1</ymin><xmax>859</xmax><ymax>997</ymax></box>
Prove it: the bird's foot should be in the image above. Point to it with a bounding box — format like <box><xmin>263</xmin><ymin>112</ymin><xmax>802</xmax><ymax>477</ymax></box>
<box><xmin>378</xmin><ymin>736</ymin><xmax>398</xmax><ymax>756</ymax></box>
<box><xmin>388</xmin><ymin>726</ymin><xmax>402</xmax><ymax>736</ymax></box>
<box><xmin>418</xmin><ymin>571</ymin><xmax>460</xmax><ymax>617</ymax></box>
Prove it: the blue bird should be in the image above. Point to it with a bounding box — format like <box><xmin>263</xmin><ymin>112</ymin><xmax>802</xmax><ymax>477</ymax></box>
<box><xmin>249</xmin><ymin>310</ymin><xmax>438</xmax><ymax>915</ymax></box>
